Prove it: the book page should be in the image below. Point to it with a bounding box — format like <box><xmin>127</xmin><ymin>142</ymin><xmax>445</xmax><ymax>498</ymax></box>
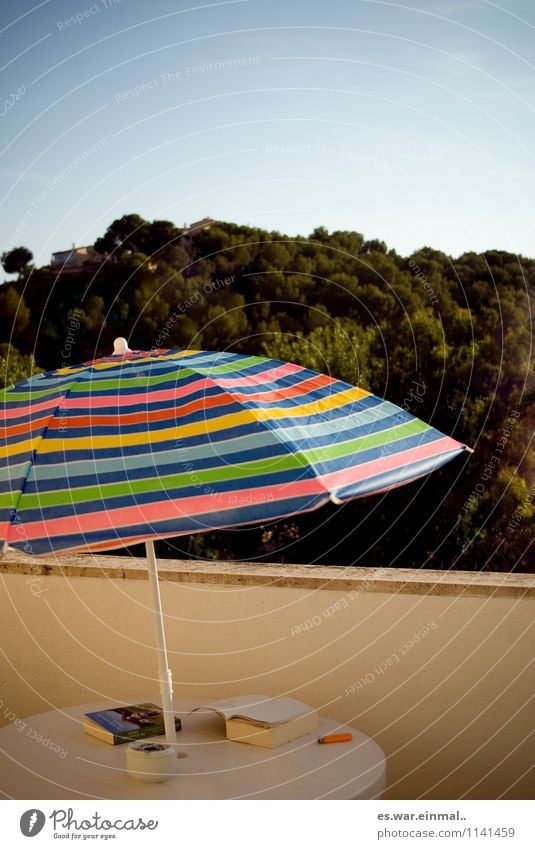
<box><xmin>194</xmin><ymin>695</ymin><xmax>314</xmax><ymax>725</ymax></box>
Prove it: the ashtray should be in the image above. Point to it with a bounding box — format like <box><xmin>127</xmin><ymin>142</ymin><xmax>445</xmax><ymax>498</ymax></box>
<box><xmin>126</xmin><ymin>740</ymin><xmax>178</xmax><ymax>783</ymax></box>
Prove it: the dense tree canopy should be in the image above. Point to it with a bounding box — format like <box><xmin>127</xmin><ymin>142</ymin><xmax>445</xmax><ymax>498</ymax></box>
<box><xmin>1</xmin><ymin>216</ymin><xmax>533</xmax><ymax>572</ymax></box>
<box><xmin>1</xmin><ymin>246</ymin><xmax>33</xmax><ymax>277</ymax></box>
<box><xmin>0</xmin><ymin>343</ymin><xmax>41</xmax><ymax>389</ymax></box>
<box><xmin>94</xmin><ymin>214</ymin><xmax>182</xmax><ymax>260</ymax></box>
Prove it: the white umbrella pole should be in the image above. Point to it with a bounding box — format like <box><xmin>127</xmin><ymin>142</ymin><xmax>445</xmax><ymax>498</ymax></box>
<box><xmin>145</xmin><ymin>540</ymin><xmax>177</xmax><ymax>745</ymax></box>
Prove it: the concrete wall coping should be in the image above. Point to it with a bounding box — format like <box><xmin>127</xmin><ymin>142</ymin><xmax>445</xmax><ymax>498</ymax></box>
<box><xmin>1</xmin><ymin>549</ymin><xmax>533</xmax><ymax>599</ymax></box>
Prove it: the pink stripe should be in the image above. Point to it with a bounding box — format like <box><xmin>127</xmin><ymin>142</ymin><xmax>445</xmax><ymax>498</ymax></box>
<box><xmin>59</xmin><ymin>363</ymin><xmax>304</xmax><ymax>410</ymax></box>
<box><xmin>8</xmin><ymin>478</ymin><xmax>327</xmax><ymax>541</ymax></box>
<box><xmin>0</xmin><ymin>396</ymin><xmax>66</xmax><ymax>421</ymax></box>
<box><xmin>61</xmin><ymin>384</ymin><xmax>207</xmax><ymax>409</ymax></box>
<box><xmin>215</xmin><ymin>362</ymin><xmax>305</xmax><ymax>387</ymax></box>
<box><xmin>320</xmin><ymin>436</ymin><xmax>464</xmax><ymax>491</ymax></box>
<box><xmin>36</xmin><ymin>494</ymin><xmax>333</xmax><ymax>555</ymax></box>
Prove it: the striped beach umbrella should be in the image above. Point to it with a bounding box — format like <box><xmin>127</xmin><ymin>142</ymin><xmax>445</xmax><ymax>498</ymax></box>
<box><xmin>1</xmin><ymin>339</ymin><xmax>471</xmax><ymax>740</ymax></box>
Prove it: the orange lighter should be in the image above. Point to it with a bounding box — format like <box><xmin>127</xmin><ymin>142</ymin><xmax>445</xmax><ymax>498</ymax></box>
<box><xmin>317</xmin><ymin>733</ymin><xmax>353</xmax><ymax>744</ymax></box>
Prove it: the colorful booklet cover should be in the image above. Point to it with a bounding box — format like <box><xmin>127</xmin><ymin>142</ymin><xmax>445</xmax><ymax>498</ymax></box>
<box><xmin>84</xmin><ymin>703</ymin><xmax>181</xmax><ymax>745</ymax></box>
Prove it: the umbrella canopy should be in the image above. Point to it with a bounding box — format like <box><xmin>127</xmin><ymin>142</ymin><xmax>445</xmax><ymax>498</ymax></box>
<box><xmin>1</xmin><ymin>345</ymin><xmax>469</xmax><ymax>556</ymax></box>
<box><xmin>1</xmin><ymin>345</ymin><xmax>470</xmax><ymax>556</ymax></box>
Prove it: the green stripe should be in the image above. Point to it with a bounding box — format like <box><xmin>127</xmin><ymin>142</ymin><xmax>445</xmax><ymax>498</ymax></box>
<box><xmin>67</xmin><ymin>357</ymin><xmax>265</xmax><ymax>392</ymax></box>
<box><xmin>15</xmin><ymin>452</ymin><xmax>309</xmax><ymax>509</ymax></box>
<box><xmin>1</xmin><ymin>385</ymin><xmax>72</xmax><ymax>402</ymax></box>
<box><xmin>194</xmin><ymin>356</ymin><xmax>268</xmax><ymax>375</ymax></box>
<box><xmin>69</xmin><ymin>368</ymin><xmax>196</xmax><ymax>393</ymax></box>
<box><xmin>0</xmin><ymin>490</ymin><xmax>22</xmax><ymax>509</ymax></box>
<box><xmin>301</xmin><ymin>419</ymin><xmax>429</xmax><ymax>464</ymax></box>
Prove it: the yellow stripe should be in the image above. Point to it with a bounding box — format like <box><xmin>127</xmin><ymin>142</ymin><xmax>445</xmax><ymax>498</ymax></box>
<box><xmin>37</xmin><ymin>386</ymin><xmax>370</xmax><ymax>453</ymax></box>
<box><xmin>261</xmin><ymin>385</ymin><xmax>369</xmax><ymax>417</ymax></box>
<box><xmin>2</xmin><ymin>437</ymin><xmax>41</xmax><ymax>458</ymax></box>
<box><xmin>54</xmin><ymin>350</ymin><xmax>203</xmax><ymax>376</ymax></box>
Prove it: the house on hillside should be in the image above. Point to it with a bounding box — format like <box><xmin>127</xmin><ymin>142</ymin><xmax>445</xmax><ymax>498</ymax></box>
<box><xmin>179</xmin><ymin>217</ymin><xmax>214</xmax><ymax>245</ymax></box>
<box><xmin>50</xmin><ymin>245</ymin><xmax>106</xmax><ymax>275</ymax></box>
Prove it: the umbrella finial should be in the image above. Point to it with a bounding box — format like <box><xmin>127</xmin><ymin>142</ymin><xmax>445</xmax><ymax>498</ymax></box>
<box><xmin>112</xmin><ymin>337</ymin><xmax>131</xmax><ymax>355</ymax></box>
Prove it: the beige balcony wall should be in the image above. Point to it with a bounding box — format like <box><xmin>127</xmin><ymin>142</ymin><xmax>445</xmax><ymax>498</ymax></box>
<box><xmin>1</xmin><ymin>553</ymin><xmax>533</xmax><ymax>800</ymax></box>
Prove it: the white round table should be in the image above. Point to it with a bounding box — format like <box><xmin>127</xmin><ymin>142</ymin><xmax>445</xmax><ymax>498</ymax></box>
<box><xmin>0</xmin><ymin>699</ymin><xmax>386</xmax><ymax>800</ymax></box>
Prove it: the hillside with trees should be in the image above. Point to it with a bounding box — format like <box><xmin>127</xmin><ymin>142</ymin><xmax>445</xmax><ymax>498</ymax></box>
<box><xmin>1</xmin><ymin>215</ymin><xmax>533</xmax><ymax>572</ymax></box>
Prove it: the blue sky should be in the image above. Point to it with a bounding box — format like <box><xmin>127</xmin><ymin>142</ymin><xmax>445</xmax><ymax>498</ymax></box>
<box><xmin>1</xmin><ymin>0</ymin><xmax>534</xmax><ymax>265</ymax></box>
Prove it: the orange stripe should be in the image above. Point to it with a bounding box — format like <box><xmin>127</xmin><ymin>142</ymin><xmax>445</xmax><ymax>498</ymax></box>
<box><xmin>2</xmin><ymin>414</ymin><xmax>52</xmax><ymax>438</ymax></box>
<box><xmin>47</xmin><ymin>392</ymin><xmax>232</xmax><ymax>429</ymax></box>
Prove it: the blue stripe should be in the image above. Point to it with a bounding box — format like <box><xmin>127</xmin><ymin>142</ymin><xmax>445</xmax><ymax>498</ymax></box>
<box><xmin>22</xmin><ymin>442</ymin><xmax>296</xmax><ymax>493</ymax></box>
<box><xmin>333</xmin><ymin>448</ymin><xmax>466</xmax><ymax>499</ymax></box>
<box><xmin>24</xmin><ymin>431</ymin><xmax>281</xmax><ymax>481</ymax></box>
<box><xmin>20</xmin><ymin>420</ymin><xmax>271</xmax><ymax>464</ymax></box>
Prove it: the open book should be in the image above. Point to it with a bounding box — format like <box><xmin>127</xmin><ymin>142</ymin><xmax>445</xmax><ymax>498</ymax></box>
<box><xmin>192</xmin><ymin>695</ymin><xmax>318</xmax><ymax>748</ymax></box>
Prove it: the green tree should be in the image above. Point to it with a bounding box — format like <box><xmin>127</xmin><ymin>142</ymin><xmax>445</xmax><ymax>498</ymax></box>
<box><xmin>94</xmin><ymin>214</ymin><xmax>148</xmax><ymax>256</ymax></box>
<box><xmin>0</xmin><ymin>343</ymin><xmax>41</xmax><ymax>389</ymax></box>
<box><xmin>0</xmin><ymin>285</ymin><xmax>30</xmax><ymax>346</ymax></box>
<box><xmin>361</xmin><ymin>238</ymin><xmax>387</xmax><ymax>254</ymax></box>
<box><xmin>263</xmin><ymin>320</ymin><xmax>378</xmax><ymax>390</ymax></box>
<box><xmin>1</xmin><ymin>246</ymin><xmax>33</xmax><ymax>277</ymax></box>
<box><xmin>141</xmin><ymin>220</ymin><xmax>180</xmax><ymax>258</ymax></box>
